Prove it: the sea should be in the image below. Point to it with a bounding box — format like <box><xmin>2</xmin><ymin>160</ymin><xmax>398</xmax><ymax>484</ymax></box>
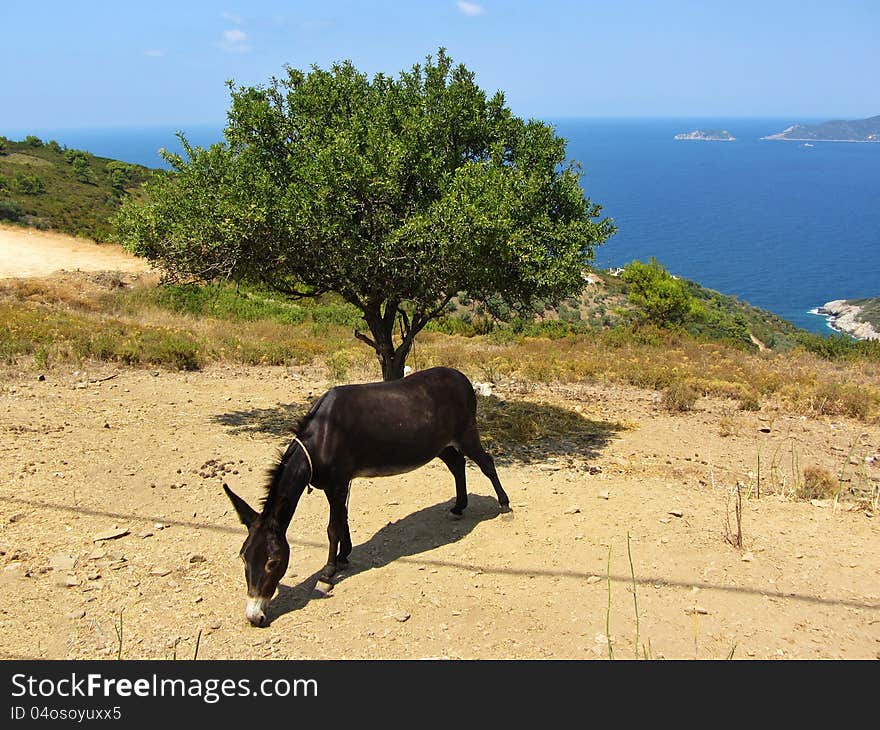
<box><xmin>8</xmin><ymin>118</ymin><xmax>879</xmax><ymax>336</ymax></box>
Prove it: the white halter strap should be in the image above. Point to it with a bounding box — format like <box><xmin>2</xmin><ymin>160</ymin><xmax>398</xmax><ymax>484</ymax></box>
<box><xmin>292</xmin><ymin>435</ymin><xmax>313</xmax><ymax>488</ymax></box>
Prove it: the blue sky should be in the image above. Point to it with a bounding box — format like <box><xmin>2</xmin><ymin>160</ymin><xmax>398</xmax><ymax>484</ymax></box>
<box><xmin>2</xmin><ymin>0</ymin><xmax>877</xmax><ymax>130</ymax></box>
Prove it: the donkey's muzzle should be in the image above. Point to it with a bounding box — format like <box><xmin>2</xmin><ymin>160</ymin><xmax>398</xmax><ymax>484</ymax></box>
<box><xmin>245</xmin><ymin>597</ymin><xmax>269</xmax><ymax>627</ymax></box>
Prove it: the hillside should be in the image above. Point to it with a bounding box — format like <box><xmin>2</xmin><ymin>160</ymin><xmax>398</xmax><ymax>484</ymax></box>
<box><xmin>442</xmin><ymin>265</ymin><xmax>808</xmax><ymax>354</ymax></box>
<box><xmin>0</xmin><ymin>135</ymin><xmax>155</xmax><ymax>241</ymax></box>
<box><xmin>762</xmin><ymin>115</ymin><xmax>880</xmax><ymax>142</ymax></box>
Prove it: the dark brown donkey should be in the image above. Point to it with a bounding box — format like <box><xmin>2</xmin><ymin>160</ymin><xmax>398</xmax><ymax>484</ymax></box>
<box><xmin>223</xmin><ymin>366</ymin><xmax>510</xmax><ymax>626</ymax></box>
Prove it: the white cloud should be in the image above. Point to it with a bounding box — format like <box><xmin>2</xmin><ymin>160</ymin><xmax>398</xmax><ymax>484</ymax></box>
<box><xmin>222</xmin><ymin>11</ymin><xmax>244</xmax><ymax>25</ymax></box>
<box><xmin>456</xmin><ymin>1</ymin><xmax>485</xmax><ymax>16</ymax></box>
<box><xmin>144</xmin><ymin>49</ymin><xmax>164</xmax><ymax>58</ymax></box>
<box><xmin>219</xmin><ymin>28</ymin><xmax>250</xmax><ymax>53</ymax></box>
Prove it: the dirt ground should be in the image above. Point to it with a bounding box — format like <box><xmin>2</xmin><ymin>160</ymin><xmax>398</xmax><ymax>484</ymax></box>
<box><xmin>1</xmin><ymin>230</ymin><xmax>878</xmax><ymax>660</ymax></box>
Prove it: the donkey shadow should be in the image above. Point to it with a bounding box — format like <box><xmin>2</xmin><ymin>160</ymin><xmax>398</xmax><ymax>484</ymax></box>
<box><xmin>266</xmin><ymin>494</ymin><xmax>502</xmax><ymax>624</ymax></box>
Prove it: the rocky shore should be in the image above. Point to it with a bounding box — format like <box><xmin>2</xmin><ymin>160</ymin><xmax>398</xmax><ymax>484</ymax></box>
<box><xmin>816</xmin><ymin>300</ymin><xmax>880</xmax><ymax>340</ymax></box>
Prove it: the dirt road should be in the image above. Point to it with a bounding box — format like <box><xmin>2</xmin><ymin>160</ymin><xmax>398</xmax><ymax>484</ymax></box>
<box><xmin>0</xmin><ymin>224</ymin><xmax>150</xmax><ymax>278</ymax></box>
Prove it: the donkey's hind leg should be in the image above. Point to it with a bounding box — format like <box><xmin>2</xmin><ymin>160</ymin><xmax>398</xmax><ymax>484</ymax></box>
<box><xmin>458</xmin><ymin>425</ymin><xmax>511</xmax><ymax>512</ymax></box>
<box><xmin>439</xmin><ymin>446</ymin><xmax>467</xmax><ymax>516</ymax></box>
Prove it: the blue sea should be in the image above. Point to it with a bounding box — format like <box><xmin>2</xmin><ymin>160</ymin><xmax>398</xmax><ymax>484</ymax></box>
<box><xmin>8</xmin><ymin>118</ymin><xmax>879</xmax><ymax>336</ymax></box>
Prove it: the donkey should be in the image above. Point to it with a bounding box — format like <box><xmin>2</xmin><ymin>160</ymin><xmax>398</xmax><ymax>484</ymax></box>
<box><xmin>223</xmin><ymin>366</ymin><xmax>510</xmax><ymax>626</ymax></box>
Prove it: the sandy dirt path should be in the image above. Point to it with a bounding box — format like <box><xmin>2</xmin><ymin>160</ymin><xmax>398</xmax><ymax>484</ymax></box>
<box><xmin>0</xmin><ymin>225</ymin><xmax>151</xmax><ymax>278</ymax></box>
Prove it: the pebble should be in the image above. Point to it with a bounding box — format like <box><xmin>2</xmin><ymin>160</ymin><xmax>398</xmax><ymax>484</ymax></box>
<box><xmin>60</xmin><ymin>575</ymin><xmax>80</xmax><ymax>588</ymax></box>
<box><xmin>150</xmin><ymin>568</ymin><xmax>172</xmax><ymax>577</ymax></box>
<box><xmin>586</xmin><ymin>576</ymin><xmax>602</xmax><ymax>585</ymax></box>
<box><xmin>686</xmin><ymin>605</ymin><xmax>708</xmax><ymax>615</ymax></box>
<box><xmin>390</xmin><ymin>612</ymin><xmax>411</xmax><ymax>623</ymax></box>
<box><xmin>668</xmin><ymin>509</ymin><xmax>684</xmax><ymax>518</ymax></box>
<box><xmin>188</xmin><ymin>554</ymin><xmax>207</xmax><ymax>564</ymax></box>
<box><xmin>597</xmin><ymin>490</ymin><xmax>610</xmax><ymax>500</ymax></box>
<box><xmin>138</xmin><ymin>531</ymin><xmax>154</xmax><ymax>539</ymax></box>
<box><xmin>564</xmin><ymin>507</ymin><xmax>581</xmax><ymax>515</ymax></box>
<box><xmin>741</xmin><ymin>552</ymin><xmax>754</xmax><ymax>562</ymax></box>
<box><xmin>65</xmin><ymin>610</ymin><xmax>85</xmax><ymax>620</ymax></box>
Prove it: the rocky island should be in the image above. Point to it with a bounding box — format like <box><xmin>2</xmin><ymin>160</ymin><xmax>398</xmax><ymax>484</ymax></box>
<box><xmin>814</xmin><ymin>299</ymin><xmax>880</xmax><ymax>340</ymax></box>
<box><xmin>762</xmin><ymin>115</ymin><xmax>880</xmax><ymax>142</ymax></box>
<box><xmin>674</xmin><ymin>129</ymin><xmax>735</xmax><ymax>141</ymax></box>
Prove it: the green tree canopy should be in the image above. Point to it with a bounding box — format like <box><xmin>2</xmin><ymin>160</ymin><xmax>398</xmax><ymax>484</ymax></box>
<box><xmin>621</xmin><ymin>257</ymin><xmax>702</xmax><ymax>328</ymax></box>
<box><xmin>115</xmin><ymin>50</ymin><xmax>615</xmax><ymax>379</ymax></box>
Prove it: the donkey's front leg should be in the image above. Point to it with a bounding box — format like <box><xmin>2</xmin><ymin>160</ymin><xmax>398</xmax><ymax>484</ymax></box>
<box><xmin>319</xmin><ymin>484</ymin><xmax>349</xmax><ymax>582</ymax></box>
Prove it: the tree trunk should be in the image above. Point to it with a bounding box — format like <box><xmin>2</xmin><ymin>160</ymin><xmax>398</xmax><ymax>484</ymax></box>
<box><xmin>359</xmin><ymin>308</ymin><xmax>408</xmax><ymax>381</ymax></box>
<box><xmin>373</xmin><ymin>324</ymin><xmax>412</xmax><ymax>381</ymax></box>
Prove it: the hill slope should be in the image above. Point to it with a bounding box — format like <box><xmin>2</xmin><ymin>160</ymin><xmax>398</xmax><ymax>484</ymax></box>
<box><xmin>0</xmin><ymin>135</ymin><xmax>156</xmax><ymax>241</ymax></box>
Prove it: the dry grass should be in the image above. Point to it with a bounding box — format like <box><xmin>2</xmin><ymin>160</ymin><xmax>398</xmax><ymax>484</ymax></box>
<box><xmin>1</xmin><ymin>273</ymin><xmax>879</xmax><ymax>423</ymax></box>
<box><xmin>798</xmin><ymin>465</ymin><xmax>841</xmax><ymax>501</ymax></box>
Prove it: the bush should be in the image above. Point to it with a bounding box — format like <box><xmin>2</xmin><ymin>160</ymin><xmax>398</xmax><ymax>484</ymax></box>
<box><xmin>0</xmin><ymin>198</ymin><xmax>23</xmax><ymax>222</ymax></box>
<box><xmin>798</xmin><ymin>465</ymin><xmax>840</xmax><ymax>500</ymax></box>
<box><xmin>738</xmin><ymin>391</ymin><xmax>760</xmax><ymax>411</ymax></box>
<box><xmin>622</xmin><ymin>258</ymin><xmax>700</xmax><ymax>328</ymax></box>
<box><xmin>661</xmin><ymin>381</ymin><xmax>700</xmax><ymax>412</ymax></box>
<box><xmin>12</xmin><ymin>172</ymin><xmax>45</xmax><ymax>194</ymax></box>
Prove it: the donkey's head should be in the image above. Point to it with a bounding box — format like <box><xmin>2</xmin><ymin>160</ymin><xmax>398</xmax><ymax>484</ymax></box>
<box><xmin>224</xmin><ymin>484</ymin><xmax>289</xmax><ymax>627</ymax></box>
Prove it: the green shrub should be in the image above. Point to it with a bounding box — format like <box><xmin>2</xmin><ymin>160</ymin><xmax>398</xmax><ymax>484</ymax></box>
<box><xmin>622</xmin><ymin>258</ymin><xmax>700</xmax><ymax>328</ymax></box>
<box><xmin>0</xmin><ymin>198</ymin><xmax>23</xmax><ymax>221</ymax></box>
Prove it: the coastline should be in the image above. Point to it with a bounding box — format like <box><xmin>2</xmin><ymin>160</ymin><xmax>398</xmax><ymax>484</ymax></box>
<box><xmin>813</xmin><ymin>300</ymin><xmax>880</xmax><ymax>341</ymax></box>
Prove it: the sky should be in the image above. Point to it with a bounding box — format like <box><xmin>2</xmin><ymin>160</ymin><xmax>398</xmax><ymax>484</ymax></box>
<box><xmin>2</xmin><ymin>0</ymin><xmax>878</xmax><ymax>131</ymax></box>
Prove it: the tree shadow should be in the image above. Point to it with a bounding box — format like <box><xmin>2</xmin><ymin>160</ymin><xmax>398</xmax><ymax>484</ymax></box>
<box><xmin>211</xmin><ymin>395</ymin><xmax>624</xmax><ymax>465</ymax></box>
<box><xmin>212</xmin><ymin>402</ymin><xmax>311</xmax><ymax>437</ymax></box>
<box><xmin>266</xmin><ymin>494</ymin><xmax>504</xmax><ymax>624</ymax></box>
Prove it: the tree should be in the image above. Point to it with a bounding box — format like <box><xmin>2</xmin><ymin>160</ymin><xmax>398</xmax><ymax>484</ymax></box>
<box><xmin>621</xmin><ymin>258</ymin><xmax>701</xmax><ymax>328</ymax></box>
<box><xmin>115</xmin><ymin>50</ymin><xmax>615</xmax><ymax>380</ymax></box>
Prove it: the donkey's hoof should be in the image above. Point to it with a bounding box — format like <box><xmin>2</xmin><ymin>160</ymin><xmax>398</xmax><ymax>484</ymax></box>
<box><xmin>499</xmin><ymin>503</ymin><xmax>512</xmax><ymax>513</ymax></box>
<box><xmin>314</xmin><ymin>579</ymin><xmax>334</xmax><ymax>597</ymax></box>
<box><xmin>447</xmin><ymin>509</ymin><xmax>464</xmax><ymax>521</ymax></box>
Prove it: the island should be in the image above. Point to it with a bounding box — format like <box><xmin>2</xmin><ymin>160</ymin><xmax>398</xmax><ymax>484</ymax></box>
<box><xmin>674</xmin><ymin>129</ymin><xmax>736</xmax><ymax>141</ymax></box>
<box><xmin>813</xmin><ymin>299</ymin><xmax>880</xmax><ymax>340</ymax></box>
<box><xmin>762</xmin><ymin>115</ymin><xmax>880</xmax><ymax>143</ymax></box>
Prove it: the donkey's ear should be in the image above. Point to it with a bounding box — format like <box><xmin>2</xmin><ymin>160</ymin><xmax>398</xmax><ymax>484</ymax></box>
<box><xmin>223</xmin><ymin>484</ymin><xmax>258</xmax><ymax>528</ymax></box>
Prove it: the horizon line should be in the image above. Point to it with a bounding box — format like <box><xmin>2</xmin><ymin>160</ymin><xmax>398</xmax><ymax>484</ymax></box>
<box><xmin>4</xmin><ymin>113</ymin><xmax>871</xmax><ymax>135</ymax></box>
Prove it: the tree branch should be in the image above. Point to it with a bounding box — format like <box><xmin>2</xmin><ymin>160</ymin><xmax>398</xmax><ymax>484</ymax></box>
<box><xmin>354</xmin><ymin>329</ymin><xmax>377</xmax><ymax>348</ymax></box>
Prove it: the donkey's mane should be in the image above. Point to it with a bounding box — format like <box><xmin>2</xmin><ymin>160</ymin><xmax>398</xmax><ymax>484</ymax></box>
<box><xmin>260</xmin><ymin>392</ymin><xmax>327</xmax><ymax>512</ymax></box>
<box><xmin>260</xmin><ymin>450</ymin><xmax>290</xmax><ymax>512</ymax></box>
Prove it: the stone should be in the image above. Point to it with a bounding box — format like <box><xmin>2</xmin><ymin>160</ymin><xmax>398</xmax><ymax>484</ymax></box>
<box><xmin>188</xmin><ymin>554</ymin><xmax>207</xmax><ymax>564</ymax></box>
<box><xmin>93</xmin><ymin>527</ymin><xmax>130</xmax><ymax>542</ymax></box>
<box><xmin>150</xmin><ymin>568</ymin><xmax>172</xmax><ymax>577</ymax></box>
<box><xmin>49</xmin><ymin>554</ymin><xmax>78</xmax><ymax>571</ymax></box>
<box><xmin>598</xmin><ymin>490</ymin><xmax>610</xmax><ymax>500</ymax></box>
<box><xmin>668</xmin><ymin>509</ymin><xmax>684</xmax><ymax>518</ymax></box>
<box><xmin>65</xmin><ymin>610</ymin><xmax>85</xmax><ymax>620</ymax></box>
